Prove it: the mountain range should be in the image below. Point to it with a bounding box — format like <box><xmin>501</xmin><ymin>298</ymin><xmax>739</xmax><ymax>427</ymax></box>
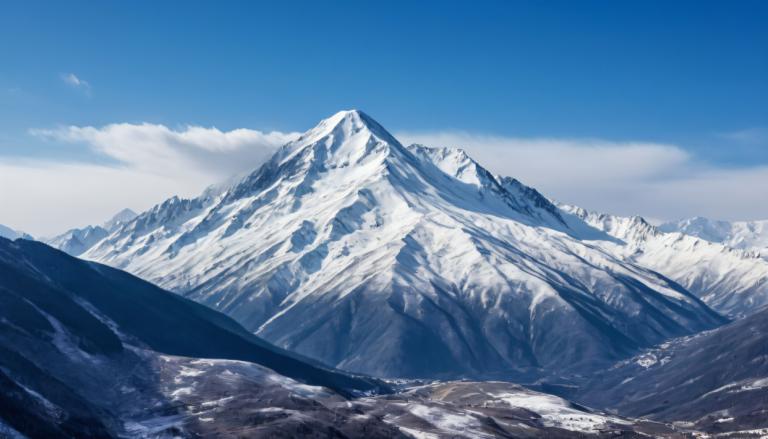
<box><xmin>80</xmin><ymin>110</ymin><xmax>729</xmax><ymax>380</ymax></box>
<box><xmin>559</xmin><ymin>205</ymin><xmax>768</xmax><ymax>318</ymax></box>
<box><xmin>4</xmin><ymin>109</ymin><xmax>768</xmax><ymax>437</ymax></box>
<box><xmin>43</xmin><ymin>208</ymin><xmax>137</xmax><ymax>256</ymax></box>
<box><xmin>659</xmin><ymin>216</ymin><xmax>768</xmax><ymax>261</ymax></box>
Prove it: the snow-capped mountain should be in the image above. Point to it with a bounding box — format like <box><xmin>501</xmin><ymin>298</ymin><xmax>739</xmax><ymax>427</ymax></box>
<box><xmin>45</xmin><ymin>208</ymin><xmax>137</xmax><ymax>256</ymax></box>
<box><xmin>659</xmin><ymin>216</ymin><xmax>768</xmax><ymax>261</ymax></box>
<box><xmin>559</xmin><ymin>205</ymin><xmax>768</xmax><ymax>318</ymax></box>
<box><xmin>0</xmin><ymin>223</ymin><xmax>33</xmax><ymax>240</ymax></box>
<box><xmin>84</xmin><ymin>110</ymin><xmax>724</xmax><ymax>380</ymax></box>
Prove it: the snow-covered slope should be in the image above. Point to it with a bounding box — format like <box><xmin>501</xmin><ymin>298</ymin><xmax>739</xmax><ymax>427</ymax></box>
<box><xmin>85</xmin><ymin>110</ymin><xmax>724</xmax><ymax>379</ymax></box>
<box><xmin>559</xmin><ymin>205</ymin><xmax>768</xmax><ymax>318</ymax></box>
<box><xmin>45</xmin><ymin>208</ymin><xmax>137</xmax><ymax>256</ymax></box>
<box><xmin>659</xmin><ymin>216</ymin><xmax>768</xmax><ymax>261</ymax></box>
<box><xmin>0</xmin><ymin>224</ymin><xmax>33</xmax><ymax>240</ymax></box>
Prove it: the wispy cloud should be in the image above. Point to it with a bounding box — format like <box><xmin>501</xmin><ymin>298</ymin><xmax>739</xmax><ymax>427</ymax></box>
<box><xmin>4</xmin><ymin>123</ymin><xmax>299</xmax><ymax>236</ymax></box>
<box><xmin>720</xmin><ymin>127</ymin><xmax>768</xmax><ymax>145</ymax></box>
<box><xmin>0</xmin><ymin>159</ymin><xmax>192</xmax><ymax>238</ymax></box>
<box><xmin>61</xmin><ymin>73</ymin><xmax>91</xmax><ymax>94</ymax></box>
<box><xmin>397</xmin><ymin>131</ymin><xmax>768</xmax><ymax>222</ymax></box>
<box><xmin>31</xmin><ymin>123</ymin><xmax>298</xmax><ymax>178</ymax></box>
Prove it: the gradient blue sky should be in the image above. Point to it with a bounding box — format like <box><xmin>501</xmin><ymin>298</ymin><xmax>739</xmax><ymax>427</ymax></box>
<box><xmin>1</xmin><ymin>1</ymin><xmax>767</xmax><ymax>235</ymax></box>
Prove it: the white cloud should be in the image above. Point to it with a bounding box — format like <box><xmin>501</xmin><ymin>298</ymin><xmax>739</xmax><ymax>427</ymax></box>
<box><xmin>397</xmin><ymin>131</ymin><xmax>768</xmax><ymax>222</ymax></box>
<box><xmin>31</xmin><ymin>123</ymin><xmax>298</xmax><ymax>178</ymax></box>
<box><xmin>0</xmin><ymin>160</ymin><xmax>193</xmax><ymax>238</ymax></box>
<box><xmin>61</xmin><ymin>73</ymin><xmax>90</xmax><ymax>93</ymax></box>
<box><xmin>1</xmin><ymin>123</ymin><xmax>298</xmax><ymax>237</ymax></box>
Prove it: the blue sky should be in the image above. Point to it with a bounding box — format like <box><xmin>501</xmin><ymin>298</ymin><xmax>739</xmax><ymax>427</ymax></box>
<box><xmin>1</xmin><ymin>1</ymin><xmax>767</xmax><ymax>235</ymax></box>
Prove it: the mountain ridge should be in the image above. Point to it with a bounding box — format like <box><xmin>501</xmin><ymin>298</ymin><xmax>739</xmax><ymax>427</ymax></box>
<box><xmin>45</xmin><ymin>208</ymin><xmax>138</xmax><ymax>256</ymax></box>
<box><xmin>558</xmin><ymin>204</ymin><xmax>768</xmax><ymax>317</ymax></box>
<box><xmin>659</xmin><ymin>216</ymin><xmax>768</xmax><ymax>260</ymax></box>
<box><xmin>577</xmin><ymin>305</ymin><xmax>768</xmax><ymax>432</ymax></box>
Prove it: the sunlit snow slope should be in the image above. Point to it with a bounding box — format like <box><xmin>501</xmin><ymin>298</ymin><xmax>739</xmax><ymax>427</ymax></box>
<box><xmin>85</xmin><ymin>110</ymin><xmax>724</xmax><ymax>379</ymax></box>
<box><xmin>659</xmin><ymin>216</ymin><xmax>768</xmax><ymax>261</ymax></box>
<box><xmin>559</xmin><ymin>205</ymin><xmax>768</xmax><ymax>318</ymax></box>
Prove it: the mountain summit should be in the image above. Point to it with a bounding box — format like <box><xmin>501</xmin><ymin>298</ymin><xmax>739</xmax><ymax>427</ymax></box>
<box><xmin>85</xmin><ymin>111</ymin><xmax>724</xmax><ymax>379</ymax></box>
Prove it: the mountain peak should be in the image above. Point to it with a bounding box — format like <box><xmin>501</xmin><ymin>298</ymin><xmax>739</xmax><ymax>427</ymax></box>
<box><xmin>103</xmin><ymin>208</ymin><xmax>138</xmax><ymax>230</ymax></box>
<box><xmin>289</xmin><ymin>109</ymin><xmax>401</xmax><ymax>153</ymax></box>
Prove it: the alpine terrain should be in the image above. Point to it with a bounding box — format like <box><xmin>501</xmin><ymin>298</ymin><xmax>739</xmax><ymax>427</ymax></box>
<box><xmin>659</xmin><ymin>216</ymin><xmax>768</xmax><ymax>261</ymax></box>
<box><xmin>46</xmin><ymin>208</ymin><xmax>138</xmax><ymax>256</ymax></box>
<box><xmin>1</xmin><ymin>237</ymin><xmax>688</xmax><ymax>439</ymax></box>
<box><xmin>0</xmin><ymin>224</ymin><xmax>32</xmax><ymax>241</ymax></box>
<box><xmin>578</xmin><ymin>305</ymin><xmax>768</xmax><ymax>434</ymax></box>
<box><xmin>559</xmin><ymin>205</ymin><xmax>768</xmax><ymax>318</ymax></box>
<box><xmin>84</xmin><ymin>110</ymin><xmax>725</xmax><ymax>380</ymax></box>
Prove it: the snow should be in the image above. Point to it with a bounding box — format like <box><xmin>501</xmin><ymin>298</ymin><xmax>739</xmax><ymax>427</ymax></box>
<box><xmin>407</xmin><ymin>404</ymin><xmax>483</xmax><ymax>435</ymax></box>
<box><xmin>636</xmin><ymin>353</ymin><xmax>666</xmax><ymax>368</ymax></box>
<box><xmin>44</xmin><ymin>208</ymin><xmax>138</xmax><ymax>256</ymax></box>
<box><xmin>741</xmin><ymin>377</ymin><xmax>768</xmax><ymax>391</ymax></box>
<box><xmin>0</xmin><ymin>224</ymin><xmax>32</xmax><ymax>241</ymax></box>
<box><xmin>701</xmin><ymin>377</ymin><xmax>768</xmax><ymax>398</ymax></box>
<box><xmin>170</xmin><ymin>386</ymin><xmax>194</xmax><ymax>398</ymax></box>
<box><xmin>178</xmin><ymin>366</ymin><xmax>205</xmax><ymax>377</ymax></box>
<box><xmin>81</xmin><ymin>110</ymin><xmax>725</xmax><ymax>377</ymax></box>
<box><xmin>123</xmin><ymin>415</ymin><xmax>186</xmax><ymax>436</ymax></box>
<box><xmin>699</xmin><ymin>428</ymin><xmax>768</xmax><ymax>438</ymax></box>
<box><xmin>161</xmin><ymin>355</ymin><xmax>332</xmax><ymax>402</ymax></box>
<box><xmin>265</xmin><ymin>373</ymin><xmax>329</xmax><ymax>398</ymax></box>
<box><xmin>659</xmin><ymin>217</ymin><xmax>768</xmax><ymax>260</ymax></box>
<box><xmin>489</xmin><ymin>391</ymin><xmax>630</xmax><ymax>433</ymax></box>
<box><xmin>200</xmin><ymin>396</ymin><xmax>233</xmax><ymax>407</ymax></box>
<box><xmin>397</xmin><ymin>426</ymin><xmax>440</xmax><ymax>439</ymax></box>
<box><xmin>559</xmin><ymin>204</ymin><xmax>768</xmax><ymax>318</ymax></box>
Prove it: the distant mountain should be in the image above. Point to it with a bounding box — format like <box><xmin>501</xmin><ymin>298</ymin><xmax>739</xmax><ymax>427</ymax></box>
<box><xmin>0</xmin><ymin>237</ymin><xmax>683</xmax><ymax>438</ymax></box>
<box><xmin>559</xmin><ymin>205</ymin><xmax>768</xmax><ymax>318</ymax></box>
<box><xmin>102</xmin><ymin>208</ymin><xmax>138</xmax><ymax>231</ymax></box>
<box><xmin>577</xmin><ymin>306</ymin><xmax>768</xmax><ymax>433</ymax></box>
<box><xmin>45</xmin><ymin>225</ymin><xmax>110</xmax><ymax>256</ymax></box>
<box><xmin>659</xmin><ymin>216</ymin><xmax>768</xmax><ymax>261</ymax></box>
<box><xmin>84</xmin><ymin>110</ymin><xmax>724</xmax><ymax>380</ymax></box>
<box><xmin>0</xmin><ymin>224</ymin><xmax>33</xmax><ymax>240</ymax></box>
<box><xmin>45</xmin><ymin>208</ymin><xmax>137</xmax><ymax>256</ymax></box>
